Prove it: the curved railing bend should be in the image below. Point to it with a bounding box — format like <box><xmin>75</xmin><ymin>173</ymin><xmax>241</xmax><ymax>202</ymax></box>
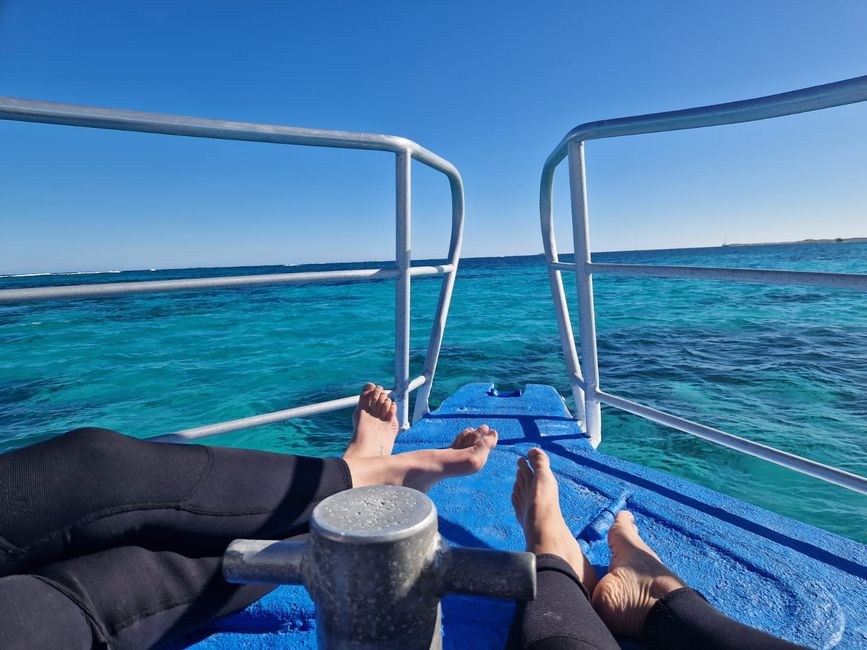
<box><xmin>540</xmin><ymin>75</ymin><xmax>867</xmax><ymax>495</ymax></box>
<box><xmin>0</xmin><ymin>97</ymin><xmax>465</xmax><ymax>436</ymax></box>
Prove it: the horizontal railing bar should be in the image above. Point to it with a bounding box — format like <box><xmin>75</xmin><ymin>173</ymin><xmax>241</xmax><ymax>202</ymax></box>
<box><xmin>551</xmin><ymin>261</ymin><xmax>867</xmax><ymax>291</ymax></box>
<box><xmin>590</xmin><ymin>263</ymin><xmax>867</xmax><ymax>290</ymax></box>
<box><xmin>0</xmin><ymin>265</ymin><xmax>453</xmax><ymax>305</ymax></box>
<box><xmin>0</xmin><ymin>97</ymin><xmax>460</xmax><ymax>182</ymax></box>
<box><xmin>544</xmin><ymin>75</ymin><xmax>867</xmax><ymax>170</ymax></box>
<box><xmin>151</xmin><ymin>375</ymin><xmax>427</xmax><ymax>443</ymax></box>
<box><xmin>595</xmin><ymin>389</ymin><xmax>867</xmax><ymax>496</ymax></box>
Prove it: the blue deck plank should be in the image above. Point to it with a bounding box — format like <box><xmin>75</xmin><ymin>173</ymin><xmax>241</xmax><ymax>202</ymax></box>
<box><xmin>190</xmin><ymin>383</ymin><xmax>867</xmax><ymax>649</ymax></box>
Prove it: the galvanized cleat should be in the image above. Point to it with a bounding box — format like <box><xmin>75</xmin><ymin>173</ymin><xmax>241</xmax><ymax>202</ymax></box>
<box><xmin>223</xmin><ymin>485</ymin><xmax>536</xmax><ymax>649</ymax></box>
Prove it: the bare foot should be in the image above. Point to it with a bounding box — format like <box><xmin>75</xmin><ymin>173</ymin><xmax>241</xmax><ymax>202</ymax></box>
<box><xmin>343</xmin><ymin>383</ymin><xmax>398</xmax><ymax>459</ymax></box>
<box><xmin>591</xmin><ymin>511</ymin><xmax>686</xmax><ymax>639</ymax></box>
<box><xmin>511</xmin><ymin>448</ymin><xmax>596</xmax><ymax>592</ymax></box>
<box><xmin>344</xmin><ymin>425</ymin><xmax>498</xmax><ymax>493</ymax></box>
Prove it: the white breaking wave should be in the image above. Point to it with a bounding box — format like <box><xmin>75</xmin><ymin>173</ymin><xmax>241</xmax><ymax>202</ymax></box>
<box><xmin>1</xmin><ymin>270</ymin><xmax>123</xmax><ymax>278</ymax></box>
<box><xmin>0</xmin><ymin>272</ymin><xmax>53</xmax><ymax>278</ymax></box>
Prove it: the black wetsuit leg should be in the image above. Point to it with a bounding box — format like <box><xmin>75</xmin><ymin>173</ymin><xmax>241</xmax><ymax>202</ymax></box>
<box><xmin>509</xmin><ymin>553</ymin><xmax>810</xmax><ymax>650</ymax></box>
<box><xmin>0</xmin><ymin>427</ymin><xmax>352</xmax><ymax>575</ymax></box>
<box><xmin>507</xmin><ymin>554</ymin><xmax>620</xmax><ymax>650</ymax></box>
<box><xmin>0</xmin><ymin>547</ymin><xmax>273</xmax><ymax>649</ymax></box>
<box><xmin>0</xmin><ymin>427</ymin><xmax>352</xmax><ymax>648</ymax></box>
<box><xmin>0</xmin><ymin>573</ymin><xmax>93</xmax><ymax>650</ymax></box>
<box><xmin>644</xmin><ymin>587</ymin><xmax>809</xmax><ymax>650</ymax></box>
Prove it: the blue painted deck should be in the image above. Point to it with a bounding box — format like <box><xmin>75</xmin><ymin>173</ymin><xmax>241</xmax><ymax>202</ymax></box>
<box><xmin>190</xmin><ymin>383</ymin><xmax>867</xmax><ymax>649</ymax></box>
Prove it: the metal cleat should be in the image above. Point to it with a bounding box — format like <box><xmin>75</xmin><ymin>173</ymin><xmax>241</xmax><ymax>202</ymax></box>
<box><xmin>223</xmin><ymin>485</ymin><xmax>536</xmax><ymax>649</ymax></box>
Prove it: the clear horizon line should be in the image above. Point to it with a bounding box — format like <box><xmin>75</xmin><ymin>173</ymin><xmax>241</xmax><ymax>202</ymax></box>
<box><xmin>2</xmin><ymin>236</ymin><xmax>865</xmax><ymax>277</ymax></box>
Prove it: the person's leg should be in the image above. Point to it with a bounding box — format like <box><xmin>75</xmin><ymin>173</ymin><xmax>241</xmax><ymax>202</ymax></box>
<box><xmin>0</xmin><ymin>385</ymin><xmax>499</xmax><ymax>649</ymax></box>
<box><xmin>0</xmin><ymin>545</ymin><xmax>273</xmax><ymax>650</ymax></box>
<box><xmin>0</xmin><ymin>385</ymin><xmax>498</xmax><ymax>577</ymax></box>
<box><xmin>592</xmin><ymin>511</ymin><xmax>809</xmax><ymax>650</ymax></box>
<box><xmin>508</xmin><ymin>448</ymin><xmax>620</xmax><ymax>650</ymax></box>
<box><xmin>0</xmin><ymin>390</ymin><xmax>389</xmax><ymax>648</ymax></box>
<box><xmin>0</xmin><ymin>573</ymin><xmax>93</xmax><ymax>650</ymax></box>
<box><xmin>0</xmin><ymin>425</ymin><xmax>351</xmax><ymax>577</ymax></box>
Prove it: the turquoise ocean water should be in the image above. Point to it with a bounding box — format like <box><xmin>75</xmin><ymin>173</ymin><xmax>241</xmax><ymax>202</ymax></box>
<box><xmin>1</xmin><ymin>242</ymin><xmax>866</xmax><ymax>542</ymax></box>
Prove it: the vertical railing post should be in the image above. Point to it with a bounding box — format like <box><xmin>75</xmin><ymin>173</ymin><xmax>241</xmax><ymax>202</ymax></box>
<box><xmin>539</xmin><ymin>165</ymin><xmax>587</xmax><ymax>427</ymax></box>
<box><xmin>546</xmin><ymin>267</ymin><xmax>587</xmax><ymax>427</ymax></box>
<box><xmin>567</xmin><ymin>140</ymin><xmax>602</xmax><ymax>445</ymax></box>
<box><xmin>411</xmin><ymin>174</ymin><xmax>465</xmax><ymax>424</ymax></box>
<box><xmin>395</xmin><ymin>149</ymin><xmax>412</xmax><ymax>429</ymax></box>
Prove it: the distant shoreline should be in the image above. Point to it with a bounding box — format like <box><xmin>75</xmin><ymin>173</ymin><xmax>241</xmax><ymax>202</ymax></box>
<box><xmin>596</xmin><ymin>237</ymin><xmax>867</xmax><ymax>256</ymax></box>
<box><xmin>722</xmin><ymin>237</ymin><xmax>867</xmax><ymax>248</ymax></box>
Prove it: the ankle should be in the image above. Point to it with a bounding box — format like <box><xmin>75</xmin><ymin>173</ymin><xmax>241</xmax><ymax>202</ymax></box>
<box><xmin>345</xmin><ymin>455</ymin><xmax>402</xmax><ymax>488</ymax></box>
<box><xmin>528</xmin><ymin>533</ymin><xmax>594</xmax><ymax>590</ymax></box>
<box><xmin>649</xmin><ymin>573</ymin><xmax>684</xmax><ymax>601</ymax></box>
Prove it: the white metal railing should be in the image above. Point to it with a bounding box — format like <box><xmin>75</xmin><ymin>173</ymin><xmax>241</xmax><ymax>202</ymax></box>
<box><xmin>540</xmin><ymin>75</ymin><xmax>867</xmax><ymax>496</ymax></box>
<box><xmin>0</xmin><ymin>97</ymin><xmax>465</xmax><ymax>435</ymax></box>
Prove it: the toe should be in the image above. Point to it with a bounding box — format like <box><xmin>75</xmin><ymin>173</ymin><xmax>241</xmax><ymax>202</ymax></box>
<box><xmin>376</xmin><ymin>392</ymin><xmax>389</xmax><ymax>417</ymax></box>
<box><xmin>528</xmin><ymin>448</ymin><xmax>550</xmax><ymax>473</ymax></box>
<box><xmin>368</xmin><ymin>386</ymin><xmax>383</xmax><ymax>410</ymax></box>
<box><xmin>609</xmin><ymin>515</ymin><xmax>627</xmax><ymax>538</ymax></box>
<box><xmin>608</xmin><ymin>511</ymin><xmax>655</xmax><ymax>561</ymax></box>
<box><xmin>512</xmin><ymin>466</ymin><xmax>523</xmax><ymax>490</ymax></box>
<box><xmin>513</xmin><ymin>464</ymin><xmax>526</xmax><ymax>493</ymax></box>
<box><xmin>610</xmin><ymin>511</ymin><xmax>638</xmax><ymax>540</ymax></box>
<box><xmin>451</xmin><ymin>428</ymin><xmax>477</xmax><ymax>449</ymax></box>
<box><xmin>616</xmin><ymin>510</ymin><xmax>635</xmax><ymax>525</ymax></box>
<box><xmin>518</xmin><ymin>457</ymin><xmax>533</xmax><ymax>483</ymax></box>
<box><xmin>386</xmin><ymin>402</ymin><xmax>397</xmax><ymax>422</ymax></box>
<box><xmin>381</xmin><ymin>396</ymin><xmax>393</xmax><ymax>418</ymax></box>
<box><xmin>465</xmin><ymin>427</ymin><xmax>497</xmax><ymax>469</ymax></box>
<box><xmin>360</xmin><ymin>383</ymin><xmax>376</xmax><ymax>406</ymax></box>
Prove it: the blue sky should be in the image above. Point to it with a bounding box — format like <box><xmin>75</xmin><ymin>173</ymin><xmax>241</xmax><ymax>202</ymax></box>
<box><xmin>1</xmin><ymin>1</ymin><xmax>866</xmax><ymax>273</ymax></box>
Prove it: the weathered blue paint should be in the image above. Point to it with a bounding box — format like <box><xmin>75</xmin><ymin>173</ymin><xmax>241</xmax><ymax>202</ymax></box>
<box><xmin>190</xmin><ymin>384</ymin><xmax>867</xmax><ymax>649</ymax></box>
